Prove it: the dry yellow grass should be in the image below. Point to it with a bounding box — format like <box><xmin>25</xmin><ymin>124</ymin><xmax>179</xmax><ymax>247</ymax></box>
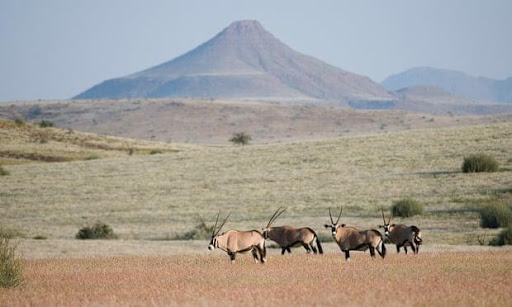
<box><xmin>0</xmin><ymin>122</ymin><xmax>511</xmax><ymax>246</ymax></box>
<box><xmin>0</xmin><ymin>119</ymin><xmax>196</xmax><ymax>165</ymax></box>
<box><xmin>1</xmin><ymin>251</ymin><xmax>511</xmax><ymax>306</ymax></box>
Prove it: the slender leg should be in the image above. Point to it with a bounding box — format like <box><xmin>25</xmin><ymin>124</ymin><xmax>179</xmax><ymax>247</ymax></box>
<box><xmin>410</xmin><ymin>242</ymin><xmax>416</xmax><ymax>254</ymax></box>
<box><xmin>228</xmin><ymin>252</ymin><xmax>236</xmax><ymax>264</ymax></box>
<box><xmin>303</xmin><ymin>243</ymin><xmax>311</xmax><ymax>253</ymax></box>
<box><xmin>369</xmin><ymin>246</ymin><xmax>376</xmax><ymax>258</ymax></box>
<box><xmin>404</xmin><ymin>246</ymin><xmax>408</xmax><ymax>254</ymax></box>
<box><xmin>416</xmin><ymin>245</ymin><xmax>420</xmax><ymax>254</ymax></box>
<box><xmin>281</xmin><ymin>247</ymin><xmax>286</xmax><ymax>255</ymax></box>
<box><xmin>286</xmin><ymin>247</ymin><xmax>292</xmax><ymax>254</ymax></box>
<box><xmin>251</xmin><ymin>248</ymin><xmax>259</xmax><ymax>263</ymax></box>
<box><xmin>311</xmin><ymin>244</ymin><xmax>318</xmax><ymax>254</ymax></box>
<box><xmin>396</xmin><ymin>245</ymin><xmax>401</xmax><ymax>253</ymax></box>
<box><xmin>344</xmin><ymin>250</ymin><xmax>350</xmax><ymax>262</ymax></box>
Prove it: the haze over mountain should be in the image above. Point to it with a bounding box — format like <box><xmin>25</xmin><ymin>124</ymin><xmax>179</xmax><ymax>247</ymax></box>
<box><xmin>75</xmin><ymin>20</ymin><xmax>395</xmax><ymax>107</ymax></box>
<box><xmin>382</xmin><ymin>67</ymin><xmax>512</xmax><ymax>103</ymax></box>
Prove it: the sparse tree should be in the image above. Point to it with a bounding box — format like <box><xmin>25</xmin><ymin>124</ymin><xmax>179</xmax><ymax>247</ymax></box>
<box><xmin>230</xmin><ymin>132</ymin><xmax>252</xmax><ymax>146</ymax></box>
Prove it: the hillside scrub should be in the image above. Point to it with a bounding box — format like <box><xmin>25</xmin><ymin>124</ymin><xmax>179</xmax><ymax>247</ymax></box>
<box><xmin>480</xmin><ymin>204</ymin><xmax>512</xmax><ymax>228</ymax></box>
<box><xmin>489</xmin><ymin>226</ymin><xmax>512</xmax><ymax>246</ymax></box>
<box><xmin>391</xmin><ymin>198</ymin><xmax>424</xmax><ymax>217</ymax></box>
<box><xmin>0</xmin><ymin>236</ymin><xmax>23</xmax><ymax>288</ymax></box>
<box><xmin>76</xmin><ymin>222</ymin><xmax>117</xmax><ymax>240</ymax></box>
<box><xmin>462</xmin><ymin>153</ymin><xmax>499</xmax><ymax>173</ymax></box>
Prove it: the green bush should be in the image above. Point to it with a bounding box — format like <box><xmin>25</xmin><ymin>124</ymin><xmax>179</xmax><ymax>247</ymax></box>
<box><xmin>38</xmin><ymin>120</ymin><xmax>54</xmax><ymax>128</ymax></box>
<box><xmin>173</xmin><ymin>220</ymin><xmax>214</xmax><ymax>240</ymax></box>
<box><xmin>76</xmin><ymin>222</ymin><xmax>117</xmax><ymax>240</ymax></box>
<box><xmin>230</xmin><ymin>132</ymin><xmax>252</xmax><ymax>146</ymax></box>
<box><xmin>391</xmin><ymin>198</ymin><xmax>424</xmax><ymax>217</ymax></box>
<box><xmin>489</xmin><ymin>226</ymin><xmax>512</xmax><ymax>246</ymax></box>
<box><xmin>14</xmin><ymin>116</ymin><xmax>25</xmax><ymax>126</ymax></box>
<box><xmin>480</xmin><ymin>204</ymin><xmax>512</xmax><ymax>228</ymax></box>
<box><xmin>0</xmin><ymin>166</ymin><xmax>9</xmax><ymax>176</ymax></box>
<box><xmin>0</xmin><ymin>237</ymin><xmax>23</xmax><ymax>288</ymax></box>
<box><xmin>462</xmin><ymin>154</ymin><xmax>499</xmax><ymax>173</ymax></box>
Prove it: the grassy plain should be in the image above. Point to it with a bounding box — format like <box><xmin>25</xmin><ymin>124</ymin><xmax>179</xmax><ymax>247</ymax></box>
<box><xmin>1</xmin><ymin>122</ymin><xmax>511</xmax><ymax>247</ymax></box>
<box><xmin>1</xmin><ymin>251</ymin><xmax>511</xmax><ymax>306</ymax></box>
<box><xmin>0</xmin><ymin>119</ymin><xmax>193</xmax><ymax>165</ymax></box>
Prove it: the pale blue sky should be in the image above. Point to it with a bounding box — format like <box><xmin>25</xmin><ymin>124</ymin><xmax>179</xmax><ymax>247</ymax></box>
<box><xmin>1</xmin><ymin>0</ymin><xmax>511</xmax><ymax>101</ymax></box>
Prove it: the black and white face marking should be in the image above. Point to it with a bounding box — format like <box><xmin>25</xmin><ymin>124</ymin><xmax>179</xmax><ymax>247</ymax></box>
<box><xmin>262</xmin><ymin>228</ymin><xmax>269</xmax><ymax>239</ymax></box>
<box><xmin>208</xmin><ymin>236</ymin><xmax>217</xmax><ymax>250</ymax></box>
<box><xmin>383</xmin><ymin>224</ymin><xmax>390</xmax><ymax>237</ymax></box>
<box><xmin>324</xmin><ymin>224</ymin><xmax>339</xmax><ymax>237</ymax></box>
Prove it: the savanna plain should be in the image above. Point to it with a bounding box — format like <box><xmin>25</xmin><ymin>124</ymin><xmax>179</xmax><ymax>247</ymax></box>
<box><xmin>1</xmin><ymin>118</ymin><xmax>511</xmax><ymax>306</ymax></box>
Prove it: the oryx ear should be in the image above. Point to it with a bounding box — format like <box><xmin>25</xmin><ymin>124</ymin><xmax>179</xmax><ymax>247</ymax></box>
<box><xmin>324</xmin><ymin>224</ymin><xmax>330</xmax><ymax>228</ymax></box>
<box><xmin>378</xmin><ymin>225</ymin><xmax>383</xmax><ymax>228</ymax></box>
<box><xmin>341</xmin><ymin>224</ymin><xmax>346</xmax><ymax>227</ymax></box>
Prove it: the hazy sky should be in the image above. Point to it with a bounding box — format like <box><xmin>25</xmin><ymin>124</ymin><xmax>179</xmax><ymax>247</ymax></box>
<box><xmin>1</xmin><ymin>0</ymin><xmax>511</xmax><ymax>102</ymax></box>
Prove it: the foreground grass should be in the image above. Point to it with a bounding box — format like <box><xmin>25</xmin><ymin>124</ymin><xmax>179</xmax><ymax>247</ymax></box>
<box><xmin>0</xmin><ymin>123</ymin><xmax>511</xmax><ymax>244</ymax></box>
<box><xmin>1</xmin><ymin>251</ymin><xmax>510</xmax><ymax>306</ymax></box>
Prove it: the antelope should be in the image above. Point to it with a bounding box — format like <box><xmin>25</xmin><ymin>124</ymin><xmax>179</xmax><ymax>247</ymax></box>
<box><xmin>324</xmin><ymin>207</ymin><xmax>386</xmax><ymax>261</ymax></box>
<box><xmin>262</xmin><ymin>207</ymin><xmax>324</xmax><ymax>255</ymax></box>
<box><xmin>208</xmin><ymin>212</ymin><xmax>267</xmax><ymax>264</ymax></box>
<box><xmin>380</xmin><ymin>207</ymin><xmax>422</xmax><ymax>254</ymax></box>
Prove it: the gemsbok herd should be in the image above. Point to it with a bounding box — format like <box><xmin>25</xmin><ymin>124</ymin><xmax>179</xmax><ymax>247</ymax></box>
<box><xmin>208</xmin><ymin>206</ymin><xmax>422</xmax><ymax>263</ymax></box>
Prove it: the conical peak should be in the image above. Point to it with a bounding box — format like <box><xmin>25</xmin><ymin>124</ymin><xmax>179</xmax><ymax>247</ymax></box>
<box><xmin>226</xmin><ymin>20</ymin><xmax>265</xmax><ymax>32</ymax></box>
<box><xmin>220</xmin><ymin>20</ymin><xmax>270</xmax><ymax>39</ymax></box>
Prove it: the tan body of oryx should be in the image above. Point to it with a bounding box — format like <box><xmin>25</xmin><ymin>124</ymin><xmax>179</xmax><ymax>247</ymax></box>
<box><xmin>208</xmin><ymin>213</ymin><xmax>266</xmax><ymax>264</ymax></box>
<box><xmin>212</xmin><ymin>229</ymin><xmax>267</xmax><ymax>263</ymax></box>
<box><xmin>380</xmin><ymin>208</ymin><xmax>422</xmax><ymax>254</ymax></box>
<box><xmin>265</xmin><ymin>225</ymin><xmax>324</xmax><ymax>255</ymax></box>
<box><xmin>386</xmin><ymin>224</ymin><xmax>422</xmax><ymax>254</ymax></box>
<box><xmin>262</xmin><ymin>207</ymin><xmax>323</xmax><ymax>255</ymax></box>
<box><xmin>325</xmin><ymin>207</ymin><xmax>386</xmax><ymax>261</ymax></box>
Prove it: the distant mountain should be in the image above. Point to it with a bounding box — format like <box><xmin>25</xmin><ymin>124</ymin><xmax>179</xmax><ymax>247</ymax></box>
<box><xmin>75</xmin><ymin>20</ymin><xmax>395</xmax><ymax>106</ymax></box>
<box><xmin>382</xmin><ymin>67</ymin><xmax>512</xmax><ymax>103</ymax></box>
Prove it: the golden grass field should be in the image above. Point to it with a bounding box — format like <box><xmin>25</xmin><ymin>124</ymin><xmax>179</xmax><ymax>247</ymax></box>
<box><xmin>1</xmin><ymin>251</ymin><xmax>511</xmax><ymax>306</ymax></box>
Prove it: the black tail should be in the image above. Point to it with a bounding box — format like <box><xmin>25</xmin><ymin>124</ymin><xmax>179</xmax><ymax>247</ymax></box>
<box><xmin>315</xmin><ymin>234</ymin><xmax>324</xmax><ymax>254</ymax></box>
<box><xmin>411</xmin><ymin>226</ymin><xmax>422</xmax><ymax>245</ymax></box>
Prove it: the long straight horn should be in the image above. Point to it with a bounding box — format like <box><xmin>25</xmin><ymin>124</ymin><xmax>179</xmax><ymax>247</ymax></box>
<box><xmin>215</xmin><ymin>212</ymin><xmax>231</xmax><ymax>236</ymax></box>
<box><xmin>267</xmin><ymin>207</ymin><xmax>286</xmax><ymax>227</ymax></box>
<box><xmin>335</xmin><ymin>207</ymin><xmax>342</xmax><ymax>225</ymax></box>
<box><xmin>381</xmin><ymin>206</ymin><xmax>387</xmax><ymax>225</ymax></box>
<box><xmin>329</xmin><ymin>207</ymin><xmax>334</xmax><ymax>224</ymax></box>
<box><xmin>212</xmin><ymin>211</ymin><xmax>220</xmax><ymax>236</ymax></box>
<box><xmin>388</xmin><ymin>211</ymin><xmax>392</xmax><ymax>225</ymax></box>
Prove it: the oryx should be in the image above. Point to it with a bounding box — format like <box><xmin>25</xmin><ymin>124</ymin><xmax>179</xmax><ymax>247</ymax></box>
<box><xmin>208</xmin><ymin>212</ymin><xmax>267</xmax><ymax>264</ymax></box>
<box><xmin>262</xmin><ymin>207</ymin><xmax>324</xmax><ymax>255</ymax></box>
<box><xmin>380</xmin><ymin>207</ymin><xmax>422</xmax><ymax>254</ymax></box>
<box><xmin>324</xmin><ymin>207</ymin><xmax>386</xmax><ymax>261</ymax></box>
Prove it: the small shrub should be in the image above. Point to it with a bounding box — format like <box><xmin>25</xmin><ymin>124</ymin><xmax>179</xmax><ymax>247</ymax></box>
<box><xmin>84</xmin><ymin>154</ymin><xmax>100</xmax><ymax>160</ymax></box>
<box><xmin>489</xmin><ymin>226</ymin><xmax>512</xmax><ymax>246</ymax></box>
<box><xmin>150</xmin><ymin>150</ymin><xmax>162</xmax><ymax>155</ymax></box>
<box><xmin>0</xmin><ymin>236</ymin><xmax>23</xmax><ymax>288</ymax></box>
<box><xmin>480</xmin><ymin>204</ymin><xmax>512</xmax><ymax>228</ymax></box>
<box><xmin>76</xmin><ymin>222</ymin><xmax>117</xmax><ymax>240</ymax></box>
<box><xmin>230</xmin><ymin>132</ymin><xmax>252</xmax><ymax>146</ymax></box>
<box><xmin>173</xmin><ymin>219</ymin><xmax>214</xmax><ymax>240</ymax></box>
<box><xmin>33</xmin><ymin>235</ymin><xmax>47</xmax><ymax>240</ymax></box>
<box><xmin>14</xmin><ymin>116</ymin><xmax>25</xmax><ymax>126</ymax></box>
<box><xmin>391</xmin><ymin>198</ymin><xmax>424</xmax><ymax>217</ymax></box>
<box><xmin>0</xmin><ymin>166</ymin><xmax>10</xmax><ymax>176</ymax></box>
<box><xmin>38</xmin><ymin>120</ymin><xmax>54</xmax><ymax>128</ymax></box>
<box><xmin>462</xmin><ymin>154</ymin><xmax>499</xmax><ymax>173</ymax></box>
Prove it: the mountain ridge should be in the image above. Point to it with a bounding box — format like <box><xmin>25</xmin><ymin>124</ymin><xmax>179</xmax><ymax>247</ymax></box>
<box><xmin>74</xmin><ymin>20</ymin><xmax>395</xmax><ymax>105</ymax></box>
<box><xmin>382</xmin><ymin>67</ymin><xmax>512</xmax><ymax>103</ymax></box>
